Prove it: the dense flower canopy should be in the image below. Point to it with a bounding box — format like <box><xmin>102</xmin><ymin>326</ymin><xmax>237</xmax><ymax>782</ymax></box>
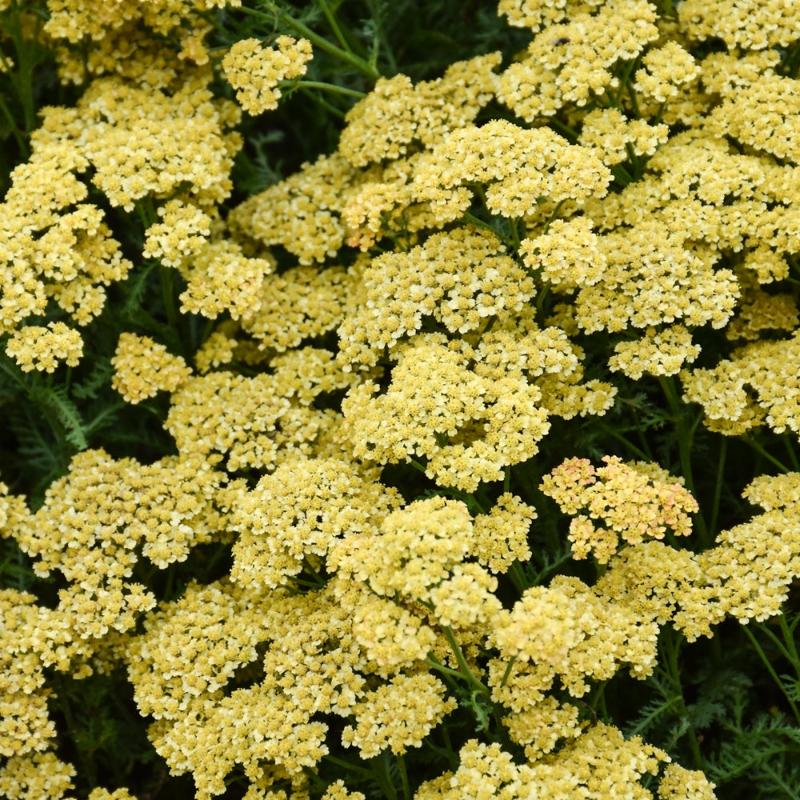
<box><xmin>1</xmin><ymin>0</ymin><xmax>799</xmax><ymax>798</ymax></box>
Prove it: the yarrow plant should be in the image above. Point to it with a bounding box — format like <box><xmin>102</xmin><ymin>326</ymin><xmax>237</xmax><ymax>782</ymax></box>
<box><xmin>1</xmin><ymin>0</ymin><xmax>800</xmax><ymax>798</ymax></box>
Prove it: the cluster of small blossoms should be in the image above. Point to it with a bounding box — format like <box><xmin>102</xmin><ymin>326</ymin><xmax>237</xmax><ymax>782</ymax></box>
<box><xmin>578</xmin><ymin>108</ymin><xmax>669</xmax><ymax>167</ymax></box>
<box><xmin>111</xmin><ymin>332</ymin><xmax>191</xmax><ymax>404</ymax></box>
<box><xmin>496</xmin><ymin>0</ymin><xmax>660</xmax><ymax>119</ymax></box>
<box><xmin>595</xmin><ymin>472</ymin><xmax>800</xmax><ymax>640</ymax></box>
<box><xmin>5</xmin><ymin>321</ymin><xmax>83</xmax><ymax>373</ymax></box>
<box><xmin>341</xmin><ymin>326</ymin><xmax>613</xmax><ymax>492</ymax></box>
<box><xmin>608</xmin><ymin>325</ymin><xmax>701</xmax><ymax>380</ymax></box>
<box><xmin>222</xmin><ymin>36</ymin><xmax>313</xmax><ymax>114</ymax></box>
<box><xmin>44</xmin><ymin>0</ymin><xmax>241</xmax><ymax>82</ymax></box>
<box><xmin>339</xmin><ymin>54</ymin><xmax>500</xmax><ymax>166</ymax></box>
<box><xmin>541</xmin><ymin>456</ymin><xmax>698</xmax><ymax>563</ymax></box>
<box><xmin>491</xmin><ymin>576</ymin><xmax>660</xmax><ymax>697</ymax></box>
<box><xmin>338</xmin><ymin>227</ymin><xmax>535</xmax><ymax>368</ymax></box>
<box><xmin>415</xmin><ymin>728</ymin><xmax>714</xmax><ymax>800</ymax></box>
<box><xmin>634</xmin><ymin>42</ymin><xmax>700</xmax><ymax>104</ymax></box>
<box><xmin>0</xmin><ymin>138</ymin><xmax>130</xmax><ymax>370</ymax></box>
<box><xmin>681</xmin><ymin>332</ymin><xmax>800</xmax><ymax>437</ymax></box>
<box><xmin>4</xmin><ymin>0</ymin><xmax>800</xmax><ymax>796</ymax></box>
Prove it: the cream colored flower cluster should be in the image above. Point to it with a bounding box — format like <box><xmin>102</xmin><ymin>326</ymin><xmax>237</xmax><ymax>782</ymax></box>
<box><xmin>5</xmin><ymin>322</ymin><xmax>83</xmax><ymax>373</ymax></box>
<box><xmin>497</xmin><ymin>0</ymin><xmax>659</xmax><ymax>119</ymax></box>
<box><xmin>0</xmin><ymin>141</ymin><xmax>130</xmax><ymax>369</ymax></box>
<box><xmin>596</xmin><ymin>472</ymin><xmax>800</xmax><ymax>640</ymax></box>
<box><xmin>339</xmin><ymin>53</ymin><xmax>500</xmax><ymax>166</ymax></box>
<box><xmin>222</xmin><ymin>36</ymin><xmax>313</xmax><ymax>114</ymax></box>
<box><xmin>341</xmin><ymin>327</ymin><xmax>614</xmax><ymax>491</ymax></box>
<box><xmin>338</xmin><ymin>227</ymin><xmax>534</xmax><ymax>367</ymax></box>
<box><xmin>415</xmin><ymin>727</ymin><xmax>715</xmax><ymax>800</ymax></box>
<box><xmin>541</xmin><ymin>456</ymin><xmax>698</xmax><ymax>563</ymax></box>
<box><xmin>5</xmin><ymin>0</ymin><xmax>800</xmax><ymax>796</ymax></box>
<box><xmin>112</xmin><ymin>332</ymin><xmax>191</xmax><ymax>403</ymax></box>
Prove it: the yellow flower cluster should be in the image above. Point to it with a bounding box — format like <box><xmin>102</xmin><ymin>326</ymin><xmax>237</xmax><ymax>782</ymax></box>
<box><xmin>5</xmin><ymin>321</ymin><xmax>83</xmax><ymax>372</ymax></box>
<box><xmin>111</xmin><ymin>332</ymin><xmax>191</xmax><ymax>403</ymax></box>
<box><xmin>416</xmin><ymin>120</ymin><xmax>611</xmax><ymax>218</ymax></box>
<box><xmin>520</xmin><ymin>215</ymin><xmax>605</xmax><ymax>289</ymax></box>
<box><xmin>0</xmin><ymin>143</ymin><xmax>130</xmax><ymax>369</ymax></box>
<box><xmin>540</xmin><ymin>456</ymin><xmax>698</xmax><ymax>562</ymax></box>
<box><xmin>596</xmin><ymin>472</ymin><xmax>800</xmax><ymax>639</ymax></box>
<box><xmin>339</xmin><ymin>53</ymin><xmax>501</xmax><ymax>166</ymax></box>
<box><xmin>415</xmin><ymin>725</ymin><xmax>715</xmax><ymax>800</ymax></box>
<box><xmin>342</xmin><ymin>673</ymin><xmax>456</xmax><ymax>759</ymax></box>
<box><xmin>634</xmin><ymin>42</ymin><xmax>699</xmax><ymax>104</ymax></box>
<box><xmin>6</xmin><ymin>0</ymin><xmax>800</xmax><ymax>795</ymax></box>
<box><xmin>41</xmin><ymin>75</ymin><xmax>240</xmax><ymax>212</ymax></box>
<box><xmin>609</xmin><ymin>325</ymin><xmax>701</xmax><ymax>380</ymax></box>
<box><xmin>497</xmin><ymin>0</ymin><xmax>659</xmax><ymax>120</ymax></box>
<box><xmin>682</xmin><ymin>332</ymin><xmax>800</xmax><ymax>437</ymax></box>
<box><xmin>229</xmin><ymin>152</ymin><xmax>355</xmax><ymax>264</ymax></box>
<box><xmin>492</xmin><ymin>576</ymin><xmax>659</xmax><ymax>697</ymax></box>
<box><xmin>0</xmin><ymin>450</ymin><xmax>216</xmax><ymax>773</ymax></box>
<box><xmin>165</xmin><ymin>359</ymin><xmax>350</xmax><ymax>472</ymax></box>
<box><xmin>0</xmin><ymin>752</ymin><xmax>76</xmax><ymax>800</ymax></box>
<box><xmin>341</xmin><ymin>332</ymin><xmax>550</xmax><ymax>491</ymax></box>
<box><xmin>579</xmin><ymin>108</ymin><xmax>669</xmax><ymax>166</ymax></box>
<box><xmin>222</xmin><ymin>36</ymin><xmax>313</xmax><ymax>115</ymax></box>
<box><xmin>338</xmin><ymin>227</ymin><xmax>534</xmax><ymax>367</ymax></box>
<box><xmin>229</xmin><ymin>457</ymin><xmax>400</xmax><ymax>589</ymax></box>
<box><xmin>241</xmin><ymin>265</ymin><xmax>352</xmax><ymax>352</ymax></box>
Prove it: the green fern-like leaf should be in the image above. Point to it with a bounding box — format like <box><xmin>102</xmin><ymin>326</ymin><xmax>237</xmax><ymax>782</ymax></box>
<box><xmin>72</xmin><ymin>358</ymin><xmax>113</xmax><ymax>400</ymax></box>
<box><xmin>29</xmin><ymin>383</ymin><xmax>88</xmax><ymax>450</ymax></box>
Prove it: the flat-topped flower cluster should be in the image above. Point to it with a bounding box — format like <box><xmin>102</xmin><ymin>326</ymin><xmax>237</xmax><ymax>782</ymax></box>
<box><xmin>1</xmin><ymin>0</ymin><xmax>800</xmax><ymax>797</ymax></box>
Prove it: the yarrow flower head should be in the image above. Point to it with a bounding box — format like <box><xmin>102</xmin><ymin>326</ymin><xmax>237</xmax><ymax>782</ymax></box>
<box><xmin>5</xmin><ymin>322</ymin><xmax>83</xmax><ymax>373</ymax></box>
<box><xmin>222</xmin><ymin>36</ymin><xmax>312</xmax><ymax>114</ymax></box>
<box><xmin>540</xmin><ymin>456</ymin><xmax>699</xmax><ymax>563</ymax></box>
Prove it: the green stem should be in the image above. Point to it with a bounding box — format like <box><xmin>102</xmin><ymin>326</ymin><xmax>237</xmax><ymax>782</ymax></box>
<box><xmin>499</xmin><ymin>656</ymin><xmax>516</xmax><ymax>689</ymax></box>
<box><xmin>315</xmin><ymin>0</ymin><xmax>352</xmax><ymax>54</ymax></box>
<box><xmin>238</xmin><ymin>4</ymin><xmax>379</xmax><ymax>79</ymax></box>
<box><xmin>598</xmin><ymin>422</ymin><xmax>650</xmax><ymax>460</ymax></box>
<box><xmin>626</xmin><ymin>82</ymin><xmax>641</xmax><ymax>119</ymax></box>
<box><xmin>591</xmin><ymin>683</ymin><xmax>609</xmax><ymax>719</ymax></box>
<box><xmin>425</xmin><ymin>656</ymin><xmax>463</xmax><ymax>682</ymax></box>
<box><xmin>323</xmin><ymin>754</ymin><xmax>373</xmax><ymax>777</ymax></box>
<box><xmin>742</xmin><ymin>624</ymin><xmax>800</xmax><ymax>724</ymax></box>
<box><xmin>535</xmin><ymin>284</ymin><xmax>549</xmax><ymax>314</ymax></box>
<box><xmin>407</xmin><ymin>457</ymin><xmax>427</xmax><ymax>474</ymax></box>
<box><xmin>659</xmin><ymin>376</ymin><xmax>708</xmax><ymax>542</ymax></box>
<box><xmin>442</xmin><ymin>626</ymin><xmax>490</xmax><ymax>695</ymax></box>
<box><xmin>507</xmin><ymin>562</ymin><xmax>529</xmax><ymax>594</ymax></box>
<box><xmin>462</xmin><ymin>211</ymin><xmax>513</xmax><ymax>248</ymax></box>
<box><xmin>286</xmin><ymin>79</ymin><xmax>366</xmax><ymax>98</ymax></box>
<box><xmin>754</xmin><ymin>623</ymin><xmax>794</xmax><ymax>665</ymax></box>
<box><xmin>663</xmin><ymin>631</ymin><xmax>705</xmax><ymax>769</ymax></box>
<box><xmin>778</xmin><ymin>614</ymin><xmax>800</xmax><ymax>678</ymax></box>
<box><xmin>548</xmin><ymin>117</ymin><xmax>579</xmax><ymax>142</ymax></box>
<box><xmin>299</xmin><ymin>87</ymin><xmax>346</xmax><ymax>119</ymax></box>
<box><xmin>9</xmin><ymin>1</ymin><xmax>36</xmax><ymax>133</ymax></box>
<box><xmin>784</xmin><ymin>435</ymin><xmax>800</xmax><ymax>471</ymax></box>
<box><xmin>0</xmin><ymin>93</ymin><xmax>28</xmax><ymax>155</ymax></box>
<box><xmin>378</xmin><ymin>752</ymin><xmax>398</xmax><ymax>800</ymax></box>
<box><xmin>615</xmin><ymin>57</ymin><xmax>639</xmax><ymax>108</ymax></box>
<box><xmin>744</xmin><ymin>437</ymin><xmax>790</xmax><ymax>473</ymax></box>
<box><xmin>397</xmin><ymin>754</ymin><xmax>411</xmax><ymax>800</ymax></box>
<box><xmin>160</xmin><ymin>267</ymin><xmax>179</xmax><ymax>340</ymax></box>
<box><xmin>708</xmin><ymin>436</ymin><xmax>727</xmax><ymax>540</ymax></box>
